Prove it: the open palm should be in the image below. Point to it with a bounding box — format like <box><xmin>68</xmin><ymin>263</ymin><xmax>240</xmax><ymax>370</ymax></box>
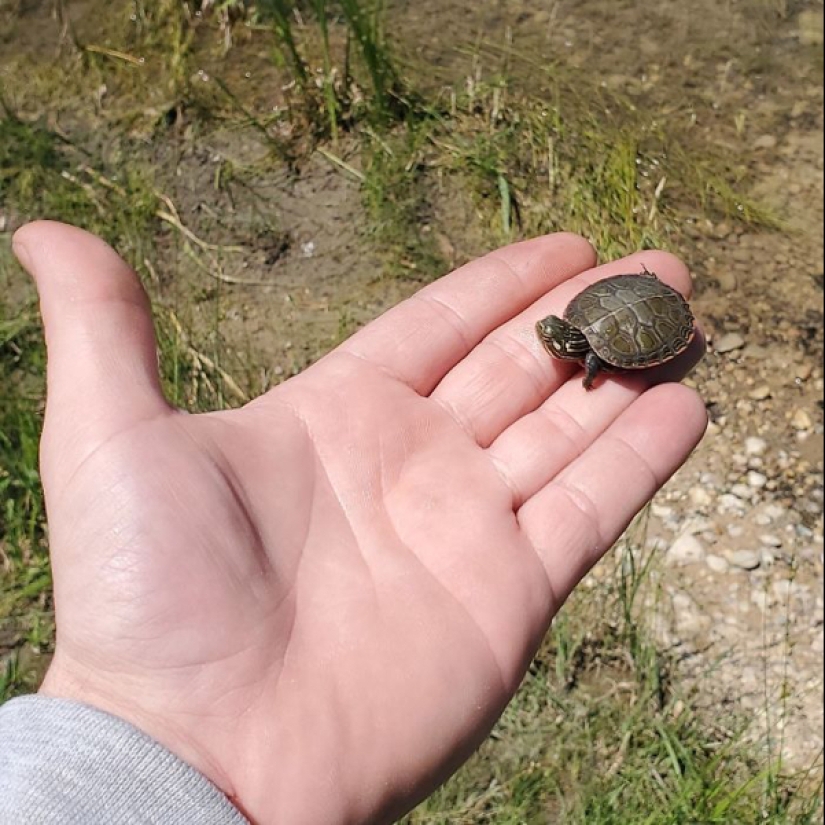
<box><xmin>16</xmin><ymin>221</ymin><xmax>705</xmax><ymax>824</ymax></box>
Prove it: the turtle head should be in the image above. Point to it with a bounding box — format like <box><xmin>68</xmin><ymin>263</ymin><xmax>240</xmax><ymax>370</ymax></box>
<box><xmin>535</xmin><ymin>315</ymin><xmax>589</xmax><ymax>361</ymax></box>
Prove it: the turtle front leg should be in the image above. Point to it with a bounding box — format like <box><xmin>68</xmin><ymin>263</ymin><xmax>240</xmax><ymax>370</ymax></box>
<box><xmin>582</xmin><ymin>350</ymin><xmax>603</xmax><ymax>390</ymax></box>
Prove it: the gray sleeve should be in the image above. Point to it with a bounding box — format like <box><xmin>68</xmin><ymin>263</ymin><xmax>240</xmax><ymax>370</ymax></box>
<box><xmin>0</xmin><ymin>695</ymin><xmax>250</xmax><ymax>825</ymax></box>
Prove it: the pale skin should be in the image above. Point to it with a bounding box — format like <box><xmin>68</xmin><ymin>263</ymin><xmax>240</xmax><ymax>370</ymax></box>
<box><xmin>13</xmin><ymin>221</ymin><xmax>706</xmax><ymax>825</ymax></box>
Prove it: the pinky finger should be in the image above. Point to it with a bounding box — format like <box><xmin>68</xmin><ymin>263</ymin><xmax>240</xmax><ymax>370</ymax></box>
<box><xmin>518</xmin><ymin>383</ymin><xmax>707</xmax><ymax>607</ymax></box>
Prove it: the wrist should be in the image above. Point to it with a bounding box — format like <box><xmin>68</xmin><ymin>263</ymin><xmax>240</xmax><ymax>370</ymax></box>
<box><xmin>1</xmin><ymin>694</ymin><xmax>250</xmax><ymax>824</ymax></box>
<box><xmin>39</xmin><ymin>656</ymin><xmax>246</xmax><ymax>818</ymax></box>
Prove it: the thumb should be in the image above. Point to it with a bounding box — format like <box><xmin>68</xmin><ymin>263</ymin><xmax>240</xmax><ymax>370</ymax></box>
<box><xmin>13</xmin><ymin>221</ymin><xmax>169</xmax><ymax>455</ymax></box>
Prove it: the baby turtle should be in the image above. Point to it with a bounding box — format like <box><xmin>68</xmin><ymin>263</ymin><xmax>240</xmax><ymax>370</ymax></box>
<box><xmin>535</xmin><ymin>268</ymin><xmax>695</xmax><ymax>390</ymax></box>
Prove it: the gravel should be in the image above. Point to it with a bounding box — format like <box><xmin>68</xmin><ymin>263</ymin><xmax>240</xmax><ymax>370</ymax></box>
<box><xmin>714</xmin><ymin>332</ymin><xmax>746</xmax><ymax>353</ymax></box>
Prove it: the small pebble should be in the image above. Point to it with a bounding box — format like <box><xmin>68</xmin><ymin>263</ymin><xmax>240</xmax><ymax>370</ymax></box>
<box><xmin>718</xmin><ymin>494</ymin><xmax>746</xmax><ymax>512</ymax></box>
<box><xmin>728</xmin><ymin>549</ymin><xmax>761</xmax><ymax>570</ymax></box>
<box><xmin>666</xmin><ymin>533</ymin><xmax>706</xmax><ymax>566</ymax></box>
<box><xmin>764</xmin><ymin>503</ymin><xmax>786</xmax><ymax>520</ymax></box>
<box><xmin>791</xmin><ymin>409</ymin><xmax>813</xmax><ymax>431</ymax></box>
<box><xmin>682</xmin><ymin>516</ymin><xmax>713</xmax><ymax>535</ymax></box>
<box><xmin>751</xmin><ymin>589</ymin><xmax>770</xmax><ymax>611</ymax></box>
<box><xmin>748</xmin><ymin>471</ymin><xmax>768</xmax><ymax>489</ymax></box>
<box><xmin>749</xmin><ymin>385</ymin><xmax>772</xmax><ymax>401</ymax></box>
<box><xmin>731</xmin><ymin>483</ymin><xmax>754</xmax><ymax>500</ymax></box>
<box><xmin>689</xmin><ymin>486</ymin><xmax>713</xmax><ymax>507</ymax></box>
<box><xmin>715</xmin><ymin>332</ymin><xmax>746</xmax><ymax>353</ymax></box>
<box><xmin>748</xmin><ymin>470</ymin><xmax>768</xmax><ymax>490</ymax></box>
<box><xmin>760</xmin><ymin>534</ymin><xmax>783</xmax><ymax>548</ymax></box>
<box><xmin>742</xmin><ymin>344</ymin><xmax>769</xmax><ymax>359</ymax></box>
<box><xmin>706</xmin><ymin>554</ymin><xmax>730</xmax><ymax>573</ymax></box>
<box><xmin>745</xmin><ymin>437</ymin><xmax>768</xmax><ymax>456</ymax></box>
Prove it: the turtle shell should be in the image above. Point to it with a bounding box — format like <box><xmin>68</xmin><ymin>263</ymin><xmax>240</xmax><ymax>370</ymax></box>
<box><xmin>565</xmin><ymin>272</ymin><xmax>695</xmax><ymax>369</ymax></box>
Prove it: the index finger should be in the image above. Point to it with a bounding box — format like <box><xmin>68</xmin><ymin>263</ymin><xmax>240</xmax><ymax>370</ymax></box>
<box><xmin>337</xmin><ymin>233</ymin><xmax>597</xmax><ymax>395</ymax></box>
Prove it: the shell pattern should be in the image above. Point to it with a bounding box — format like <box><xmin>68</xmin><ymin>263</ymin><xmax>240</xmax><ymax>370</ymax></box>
<box><xmin>565</xmin><ymin>273</ymin><xmax>695</xmax><ymax>369</ymax></box>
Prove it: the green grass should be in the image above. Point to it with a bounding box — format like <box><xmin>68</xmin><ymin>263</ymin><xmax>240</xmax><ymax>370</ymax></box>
<box><xmin>362</xmin><ymin>120</ymin><xmax>448</xmax><ymax>277</ymax></box>
<box><xmin>0</xmin><ymin>0</ymin><xmax>820</xmax><ymax>820</ymax></box>
<box><xmin>0</xmin><ymin>287</ymin><xmax>50</xmax><ymax>696</ymax></box>
<box><xmin>357</xmin><ymin>60</ymin><xmax>778</xmax><ymax>280</ymax></box>
<box><xmin>257</xmin><ymin>0</ymin><xmax>407</xmax><ymax>135</ymax></box>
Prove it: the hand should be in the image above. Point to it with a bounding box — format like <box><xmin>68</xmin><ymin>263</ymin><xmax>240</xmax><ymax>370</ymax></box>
<box><xmin>14</xmin><ymin>221</ymin><xmax>706</xmax><ymax>825</ymax></box>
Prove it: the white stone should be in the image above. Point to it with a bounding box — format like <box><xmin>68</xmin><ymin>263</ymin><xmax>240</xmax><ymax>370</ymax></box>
<box><xmin>791</xmin><ymin>409</ymin><xmax>813</xmax><ymax>431</ymax></box>
<box><xmin>749</xmin><ymin>385</ymin><xmax>772</xmax><ymax>401</ymax></box>
<box><xmin>666</xmin><ymin>533</ymin><xmax>706</xmax><ymax>566</ymax></box>
<box><xmin>715</xmin><ymin>332</ymin><xmax>745</xmax><ymax>353</ymax></box>
<box><xmin>764</xmin><ymin>504</ymin><xmax>786</xmax><ymax>521</ymax></box>
<box><xmin>728</xmin><ymin>550</ymin><xmax>761</xmax><ymax>570</ymax></box>
<box><xmin>748</xmin><ymin>471</ymin><xmax>768</xmax><ymax>489</ymax></box>
<box><xmin>689</xmin><ymin>486</ymin><xmax>713</xmax><ymax>507</ymax></box>
<box><xmin>751</xmin><ymin>589</ymin><xmax>770</xmax><ymax>611</ymax></box>
<box><xmin>745</xmin><ymin>436</ymin><xmax>768</xmax><ymax>456</ymax></box>
<box><xmin>682</xmin><ymin>517</ymin><xmax>713</xmax><ymax>535</ymax></box>
<box><xmin>706</xmin><ymin>554</ymin><xmax>730</xmax><ymax>573</ymax></box>
<box><xmin>718</xmin><ymin>494</ymin><xmax>747</xmax><ymax>513</ymax></box>
<box><xmin>731</xmin><ymin>484</ymin><xmax>754</xmax><ymax>500</ymax></box>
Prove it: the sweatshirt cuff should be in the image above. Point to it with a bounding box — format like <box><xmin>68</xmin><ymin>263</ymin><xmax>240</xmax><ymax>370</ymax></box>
<box><xmin>0</xmin><ymin>694</ymin><xmax>249</xmax><ymax>824</ymax></box>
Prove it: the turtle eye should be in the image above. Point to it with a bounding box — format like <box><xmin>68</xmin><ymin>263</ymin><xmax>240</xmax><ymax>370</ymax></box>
<box><xmin>535</xmin><ymin>320</ymin><xmax>554</xmax><ymax>345</ymax></box>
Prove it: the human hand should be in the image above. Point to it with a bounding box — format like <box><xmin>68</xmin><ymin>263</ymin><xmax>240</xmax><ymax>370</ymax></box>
<box><xmin>14</xmin><ymin>221</ymin><xmax>705</xmax><ymax>824</ymax></box>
